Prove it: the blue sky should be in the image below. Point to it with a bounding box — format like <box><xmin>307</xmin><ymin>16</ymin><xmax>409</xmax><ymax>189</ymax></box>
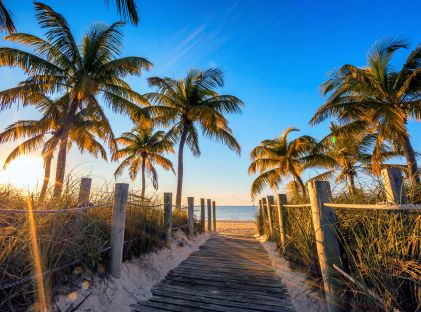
<box><xmin>0</xmin><ymin>0</ymin><xmax>420</xmax><ymax>204</ymax></box>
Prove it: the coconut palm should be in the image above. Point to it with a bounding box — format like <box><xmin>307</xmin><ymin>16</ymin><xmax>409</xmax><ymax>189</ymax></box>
<box><xmin>143</xmin><ymin>68</ymin><xmax>243</xmax><ymax>208</ymax></box>
<box><xmin>0</xmin><ymin>0</ymin><xmax>138</xmax><ymax>33</ymax></box>
<box><xmin>0</xmin><ymin>2</ymin><xmax>151</xmax><ymax>196</ymax></box>
<box><xmin>248</xmin><ymin>128</ymin><xmax>317</xmax><ymax>198</ymax></box>
<box><xmin>310</xmin><ymin>38</ymin><xmax>421</xmax><ymax>183</ymax></box>
<box><xmin>0</xmin><ymin>0</ymin><xmax>15</xmax><ymax>34</ymax></box>
<box><xmin>113</xmin><ymin>128</ymin><xmax>175</xmax><ymax>197</ymax></box>
<box><xmin>0</xmin><ymin>95</ymin><xmax>112</xmax><ymax>199</ymax></box>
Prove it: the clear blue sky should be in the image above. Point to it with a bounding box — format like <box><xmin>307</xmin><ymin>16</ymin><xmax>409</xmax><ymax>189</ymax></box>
<box><xmin>0</xmin><ymin>0</ymin><xmax>420</xmax><ymax>204</ymax></box>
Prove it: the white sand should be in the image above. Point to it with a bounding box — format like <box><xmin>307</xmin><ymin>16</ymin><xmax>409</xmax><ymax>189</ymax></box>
<box><xmin>257</xmin><ymin>235</ymin><xmax>327</xmax><ymax>312</ymax></box>
<box><xmin>55</xmin><ymin>230</ymin><xmax>209</xmax><ymax>312</ymax></box>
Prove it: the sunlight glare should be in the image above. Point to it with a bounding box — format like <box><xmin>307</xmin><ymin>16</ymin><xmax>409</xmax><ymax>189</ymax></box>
<box><xmin>0</xmin><ymin>156</ymin><xmax>44</xmax><ymax>189</ymax></box>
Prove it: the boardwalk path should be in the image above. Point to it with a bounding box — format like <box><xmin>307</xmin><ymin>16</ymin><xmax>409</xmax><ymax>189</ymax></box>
<box><xmin>132</xmin><ymin>233</ymin><xmax>295</xmax><ymax>312</ymax></box>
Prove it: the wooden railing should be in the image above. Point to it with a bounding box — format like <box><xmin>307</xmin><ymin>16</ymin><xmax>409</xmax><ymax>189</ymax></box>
<box><xmin>257</xmin><ymin>167</ymin><xmax>421</xmax><ymax>312</ymax></box>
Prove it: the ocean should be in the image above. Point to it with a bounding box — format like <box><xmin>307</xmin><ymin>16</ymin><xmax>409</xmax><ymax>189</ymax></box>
<box><xmin>194</xmin><ymin>205</ymin><xmax>257</xmax><ymax>221</ymax></box>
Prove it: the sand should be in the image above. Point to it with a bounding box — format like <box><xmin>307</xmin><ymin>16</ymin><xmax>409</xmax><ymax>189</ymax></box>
<box><xmin>55</xmin><ymin>230</ymin><xmax>209</xmax><ymax>312</ymax></box>
<box><xmin>216</xmin><ymin>220</ymin><xmax>256</xmax><ymax>234</ymax></box>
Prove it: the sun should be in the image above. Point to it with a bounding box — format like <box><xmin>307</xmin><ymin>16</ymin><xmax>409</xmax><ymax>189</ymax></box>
<box><xmin>0</xmin><ymin>156</ymin><xmax>45</xmax><ymax>190</ymax></box>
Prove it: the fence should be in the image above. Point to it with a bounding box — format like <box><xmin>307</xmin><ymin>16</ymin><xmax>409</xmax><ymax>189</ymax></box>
<box><xmin>0</xmin><ymin>178</ymin><xmax>218</xmax><ymax>293</ymax></box>
<box><xmin>257</xmin><ymin>167</ymin><xmax>421</xmax><ymax>312</ymax></box>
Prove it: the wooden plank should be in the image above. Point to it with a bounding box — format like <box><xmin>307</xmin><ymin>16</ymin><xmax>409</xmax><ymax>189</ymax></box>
<box><xmin>132</xmin><ymin>233</ymin><xmax>294</xmax><ymax>312</ymax></box>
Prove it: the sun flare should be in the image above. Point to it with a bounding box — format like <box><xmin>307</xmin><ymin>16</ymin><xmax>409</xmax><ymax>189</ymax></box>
<box><xmin>0</xmin><ymin>156</ymin><xmax>44</xmax><ymax>190</ymax></box>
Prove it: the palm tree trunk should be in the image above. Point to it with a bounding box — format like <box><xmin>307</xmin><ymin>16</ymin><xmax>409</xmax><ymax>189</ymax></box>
<box><xmin>348</xmin><ymin>173</ymin><xmax>356</xmax><ymax>195</ymax></box>
<box><xmin>175</xmin><ymin>125</ymin><xmax>189</xmax><ymax>209</ymax></box>
<box><xmin>53</xmin><ymin>99</ymin><xmax>79</xmax><ymax>197</ymax></box>
<box><xmin>141</xmin><ymin>155</ymin><xmax>146</xmax><ymax>198</ymax></box>
<box><xmin>39</xmin><ymin>153</ymin><xmax>53</xmax><ymax>200</ymax></box>
<box><xmin>401</xmin><ymin>135</ymin><xmax>420</xmax><ymax>184</ymax></box>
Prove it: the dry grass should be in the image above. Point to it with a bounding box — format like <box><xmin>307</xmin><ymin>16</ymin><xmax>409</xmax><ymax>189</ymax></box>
<box><xmin>0</xmin><ymin>180</ymin><xmax>187</xmax><ymax>312</ymax></box>
<box><xmin>258</xmin><ymin>185</ymin><xmax>421</xmax><ymax>311</ymax></box>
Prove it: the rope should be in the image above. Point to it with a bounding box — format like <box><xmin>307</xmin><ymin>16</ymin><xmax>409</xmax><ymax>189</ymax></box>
<box><xmin>0</xmin><ymin>202</ymin><xmax>112</xmax><ymax>214</ymax></box>
<box><xmin>323</xmin><ymin>202</ymin><xmax>421</xmax><ymax>210</ymax></box>
<box><xmin>0</xmin><ymin>246</ymin><xmax>111</xmax><ymax>290</ymax></box>
<box><xmin>283</xmin><ymin>204</ymin><xmax>311</xmax><ymax>208</ymax></box>
<box><xmin>127</xmin><ymin>202</ymin><xmax>163</xmax><ymax>209</ymax></box>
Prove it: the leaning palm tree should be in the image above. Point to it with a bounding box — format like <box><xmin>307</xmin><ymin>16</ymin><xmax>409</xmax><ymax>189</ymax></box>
<box><xmin>0</xmin><ymin>0</ymin><xmax>15</xmax><ymax>34</ymax></box>
<box><xmin>310</xmin><ymin>38</ymin><xmax>421</xmax><ymax>183</ymax></box>
<box><xmin>0</xmin><ymin>95</ymin><xmax>111</xmax><ymax>199</ymax></box>
<box><xmin>0</xmin><ymin>2</ymin><xmax>151</xmax><ymax>196</ymax></box>
<box><xmin>248</xmin><ymin>128</ymin><xmax>317</xmax><ymax>199</ymax></box>
<box><xmin>113</xmin><ymin>128</ymin><xmax>175</xmax><ymax>197</ymax></box>
<box><xmin>143</xmin><ymin>68</ymin><xmax>243</xmax><ymax>208</ymax></box>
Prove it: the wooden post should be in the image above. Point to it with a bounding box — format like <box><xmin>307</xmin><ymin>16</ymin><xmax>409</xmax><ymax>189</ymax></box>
<box><xmin>212</xmin><ymin>201</ymin><xmax>216</xmax><ymax>232</ymax></box>
<box><xmin>381</xmin><ymin>168</ymin><xmax>408</xmax><ymax>204</ymax></box>
<box><xmin>266</xmin><ymin>195</ymin><xmax>274</xmax><ymax>236</ymax></box>
<box><xmin>187</xmin><ymin>197</ymin><xmax>194</xmax><ymax>237</ymax></box>
<box><xmin>200</xmin><ymin>198</ymin><xmax>205</xmax><ymax>233</ymax></box>
<box><xmin>110</xmin><ymin>183</ymin><xmax>129</xmax><ymax>278</ymax></box>
<box><xmin>78</xmin><ymin>177</ymin><xmax>92</xmax><ymax>206</ymax></box>
<box><xmin>261</xmin><ymin>197</ymin><xmax>268</xmax><ymax>235</ymax></box>
<box><xmin>308</xmin><ymin>180</ymin><xmax>344</xmax><ymax>312</ymax></box>
<box><xmin>207</xmin><ymin>199</ymin><xmax>212</xmax><ymax>232</ymax></box>
<box><xmin>258</xmin><ymin>199</ymin><xmax>265</xmax><ymax>235</ymax></box>
<box><xmin>163</xmin><ymin>193</ymin><xmax>173</xmax><ymax>248</ymax></box>
<box><xmin>276</xmin><ymin>194</ymin><xmax>288</xmax><ymax>250</ymax></box>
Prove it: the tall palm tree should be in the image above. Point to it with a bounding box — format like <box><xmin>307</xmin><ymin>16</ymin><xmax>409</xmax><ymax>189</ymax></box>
<box><xmin>0</xmin><ymin>95</ymin><xmax>111</xmax><ymax>199</ymax></box>
<box><xmin>310</xmin><ymin>38</ymin><xmax>421</xmax><ymax>183</ymax></box>
<box><xmin>248</xmin><ymin>128</ymin><xmax>317</xmax><ymax>198</ymax></box>
<box><xmin>0</xmin><ymin>0</ymin><xmax>138</xmax><ymax>34</ymax></box>
<box><xmin>143</xmin><ymin>68</ymin><xmax>243</xmax><ymax>208</ymax></box>
<box><xmin>113</xmin><ymin>128</ymin><xmax>174</xmax><ymax>197</ymax></box>
<box><xmin>0</xmin><ymin>0</ymin><xmax>15</xmax><ymax>34</ymax></box>
<box><xmin>0</xmin><ymin>2</ymin><xmax>151</xmax><ymax>196</ymax></box>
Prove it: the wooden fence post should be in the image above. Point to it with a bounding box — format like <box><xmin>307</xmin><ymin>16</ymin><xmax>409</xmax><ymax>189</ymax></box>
<box><xmin>187</xmin><ymin>197</ymin><xmax>194</xmax><ymax>237</ymax></box>
<box><xmin>110</xmin><ymin>183</ymin><xmax>129</xmax><ymax>278</ymax></box>
<box><xmin>308</xmin><ymin>180</ymin><xmax>344</xmax><ymax>312</ymax></box>
<box><xmin>78</xmin><ymin>177</ymin><xmax>92</xmax><ymax>206</ymax></box>
<box><xmin>200</xmin><ymin>198</ymin><xmax>205</xmax><ymax>233</ymax></box>
<box><xmin>381</xmin><ymin>168</ymin><xmax>408</xmax><ymax>204</ymax></box>
<box><xmin>207</xmin><ymin>199</ymin><xmax>212</xmax><ymax>232</ymax></box>
<box><xmin>212</xmin><ymin>201</ymin><xmax>216</xmax><ymax>232</ymax></box>
<box><xmin>261</xmin><ymin>197</ymin><xmax>268</xmax><ymax>235</ymax></box>
<box><xmin>163</xmin><ymin>193</ymin><xmax>173</xmax><ymax>248</ymax></box>
<box><xmin>266</xmin><ymin>195</ymin><xmax>274</xmax><ymax>236</ymax></box>
<box><xmin>258</xmin><ymin>199</ymin><xmax>264</xmax><ymax>235</ymax></box>
<box><xmin>276</xmin><ymin>193</ymin><xmax>288</xmax><ymax>250</ymax></box>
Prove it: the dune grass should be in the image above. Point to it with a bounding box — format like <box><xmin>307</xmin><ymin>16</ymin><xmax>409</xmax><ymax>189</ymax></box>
<box><xmin>258</xmin><ymin>186</ymin><xmax>421</xmax><ymax>311</ymax></box>
<box><xmin>0</xmin><ymin>180</ymin><xmax>188</xmax><ymax>311</ymax></box>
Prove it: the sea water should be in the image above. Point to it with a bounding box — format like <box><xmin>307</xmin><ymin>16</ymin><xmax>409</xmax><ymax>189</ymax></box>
<box><xmin>194</xmin><ymin>206</ymin><xmax>257</xmax><ymax>221</ymax></box>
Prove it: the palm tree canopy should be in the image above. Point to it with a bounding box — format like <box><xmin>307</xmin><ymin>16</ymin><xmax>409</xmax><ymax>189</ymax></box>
<box><xmin>106</xmin><ymin>0</ymin><xmax>139</xmax><ymax>25</ymax></box>
<box><xmin>248</xmin><ymin>127</ymin><xmax>317</xmax><ymax>198</ymax></box>
<box><xmin>142</xmin><ymin>68</ymin><xmax>243</xmax><ymax>156</ymax></box>
<box><xmin>0</xmin><ymin>2</ymin><xmax>151</xmax><ymax>124</ymax></box>
<box><xmin>310</xmin><ymin>37</ymin><xmax>421</xmax><ymax>174</ymax></box>
<box><xmin>0</xmin><ymin>0</ymin><xmax>15</xmax><ymax>34</ymax></box>
<box><xmin>0</xmin><ymin>94</ymin><xmax>111</xmax><ymax>168</ymax></box>
<box><xmin>113</xmin><ymin>128</ymin><xmax>175</xmax><ymax>189</ymax></box>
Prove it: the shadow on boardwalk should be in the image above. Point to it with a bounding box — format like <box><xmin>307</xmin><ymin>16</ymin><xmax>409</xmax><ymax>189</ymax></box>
<box><xmin>132</xmin><ymin>233</ymin><xmax>295</xmax><ymax>311</ymax></box>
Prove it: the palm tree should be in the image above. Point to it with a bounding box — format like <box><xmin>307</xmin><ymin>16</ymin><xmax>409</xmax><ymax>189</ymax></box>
<box><xmin>0</xmin><ymin>0</ymin><xmax>138</xmax><ymax>34</ymax></box>
<box><xmin>0</xmin><ymin>2</ymin><xmax>151</xmax><ymax>196</ymax></box>
<box><xmin>0</xmin><ymin>95</ymin><xmax>111</xmax><ymax>199</ymax></box>
<box><xmin>143</xmin><ymin>68</ymin><xmax>243</xmax><ymax>208</ymax></box>
<box><xmin>310</xmin><ymin>38</ymin><xmax>421</xmax><ymax>183</ymax></box>
<box><xmin>113</xmin><ymin>128</ymin><xmax>175</xmax><ymax>197</ymax></box>
<box><xmin>248</xmin><ymin>128</ymin><xmax>317</xmax><ymax>198</ymax></box>
<box><xmin>0</xmin><ymin>0</ymin><xmax>15</xmax><ymax>34</ymax></box>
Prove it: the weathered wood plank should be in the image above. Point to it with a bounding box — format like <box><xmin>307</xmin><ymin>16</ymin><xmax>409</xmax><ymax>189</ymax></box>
<box><xmin>133</xmin><ymin>233</ymin><xmax>294</xmax><ymax>312</ymax></box>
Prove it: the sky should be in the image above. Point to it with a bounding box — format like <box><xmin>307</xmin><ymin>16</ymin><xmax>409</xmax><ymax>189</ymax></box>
<box><xmin>0</xmin><ymin>0</ymin><xmax>420</xmax><ymax>205</ymax></box>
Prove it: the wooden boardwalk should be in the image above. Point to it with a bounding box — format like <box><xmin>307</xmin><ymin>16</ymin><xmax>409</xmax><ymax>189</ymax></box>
<box><xmin>132</xmin><ymin>233</ymin><xmax>295</xmax><ymax>312</ymax></box>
